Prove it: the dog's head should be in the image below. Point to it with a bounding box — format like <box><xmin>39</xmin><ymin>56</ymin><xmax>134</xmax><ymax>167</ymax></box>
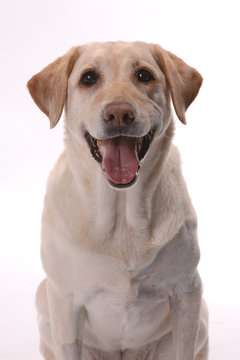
<box><xmin>27</xmin><ymin>42</ymin><xmax>202</xmax><ymax>188</ymax></box>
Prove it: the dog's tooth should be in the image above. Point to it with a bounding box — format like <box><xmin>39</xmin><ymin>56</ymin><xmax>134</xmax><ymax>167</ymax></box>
<box><xmin>137</xmin><ymin>138</ymin><xmax>143</xmax><ymax>153</ymax></box>
<box><xmin>97</xmin><ymin>140</ymin><xmax>103</xmax><ymax>153</ymax></box>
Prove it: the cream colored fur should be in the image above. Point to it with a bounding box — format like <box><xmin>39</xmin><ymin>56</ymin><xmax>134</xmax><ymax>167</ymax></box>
<box><xmin>28</xmin><ymin>41</ymin><xmax>208</xmax><ymax>360</ymax></box>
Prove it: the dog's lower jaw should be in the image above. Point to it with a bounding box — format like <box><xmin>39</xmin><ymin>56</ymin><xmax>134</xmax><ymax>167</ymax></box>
<box><xmin>106</xmin><ymin>173</ymin><xmax>138</xmax><ymax>189</ymax></box>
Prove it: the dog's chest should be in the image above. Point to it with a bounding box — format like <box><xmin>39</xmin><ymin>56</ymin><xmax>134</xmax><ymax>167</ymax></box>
<box><xmin>80</xmin><ymin>220</ymin><xmax>199</xmax><ymax>350</ymax></box>
<box><xmin>82</xmin><ymin>257</ymin><xmax>171</xmax><ymax>350</ymax></box>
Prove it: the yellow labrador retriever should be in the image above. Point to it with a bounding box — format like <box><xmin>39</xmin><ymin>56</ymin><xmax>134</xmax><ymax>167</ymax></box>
<box><xmin>27</xmin><ymin>41</ymin><xmax>208</xmax><ymax>360</ymax></box>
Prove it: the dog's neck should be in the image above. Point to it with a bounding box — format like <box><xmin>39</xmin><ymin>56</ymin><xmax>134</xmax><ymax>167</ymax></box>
<box><xmin>64</xmin><ymin>120</ymin><xmax>175</xmax><ymax>240</ymax></box>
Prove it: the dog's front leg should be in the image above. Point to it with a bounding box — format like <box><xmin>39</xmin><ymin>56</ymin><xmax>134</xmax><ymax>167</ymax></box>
<box><xmin>46</xmin><ymin>280</ymin><xmax>84</xmax><ymax>360</ymax></box>
<box><xmin>169</xmin><ymin>273</ymin><xmax>202</xmax><ymax>360</ymax></box>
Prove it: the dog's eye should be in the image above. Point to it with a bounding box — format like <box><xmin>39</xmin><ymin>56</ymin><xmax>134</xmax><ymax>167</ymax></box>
<box><xmin>80</xmin><ymin>71</ymin><xmax>99</xmax><ymax>86</ymax></box>
<box><xmin>137</xmin><ymin>69</ymin><xmax>155</xmax><ymax>83</ymax></box>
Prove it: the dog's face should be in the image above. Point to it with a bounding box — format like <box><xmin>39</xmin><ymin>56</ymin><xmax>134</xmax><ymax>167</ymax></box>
<box><xmin>67</xmin><ymin>42</ymin><xmax>171</xmax><ymax>188</ymax></box>
<box><xmin>27</xmin><ymin>41</ymin><xmax>202</xmax><ymax>188</ymax></box>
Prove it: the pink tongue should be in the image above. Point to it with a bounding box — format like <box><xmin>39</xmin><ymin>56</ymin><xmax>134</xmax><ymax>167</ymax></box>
<box><xmin>102</xmin><ymin>137</ymin><xmax>139</xmax><ymax>184</ymax></box>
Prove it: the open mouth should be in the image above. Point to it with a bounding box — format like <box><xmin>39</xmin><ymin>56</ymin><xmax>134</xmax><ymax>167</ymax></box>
<box><xmin>84</xmin><ymin>128</ymin><xmax>156</xmax><ymax>188</ymax></box>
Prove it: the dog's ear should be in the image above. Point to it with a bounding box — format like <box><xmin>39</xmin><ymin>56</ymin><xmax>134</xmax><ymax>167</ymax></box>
<box><xmin>27</xmin><ymin>47</ymin><xmax>80</xmax><ymax>128</ymax></box>
<box><xmin>151</xmin><ymin>45</ymin><xmax>203</xmax><ymax>124</ymax></box>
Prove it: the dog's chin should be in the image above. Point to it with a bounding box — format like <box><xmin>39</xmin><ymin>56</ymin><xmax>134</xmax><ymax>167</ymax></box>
<box><xmin>106</xmin><ymin>175</ymin><xmax>138</xmax><ymax>189</ymax></box>
<box><xmin>84</xmin><ymin>128</ymin><xmax>156</xmax><ymax>189</ymax></box>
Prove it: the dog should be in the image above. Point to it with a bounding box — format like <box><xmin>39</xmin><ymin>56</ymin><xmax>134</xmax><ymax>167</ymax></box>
<box><xmin>27</xmin><ymin>41</ymin><xmax>208</xmax><ymax>360</ymax></box>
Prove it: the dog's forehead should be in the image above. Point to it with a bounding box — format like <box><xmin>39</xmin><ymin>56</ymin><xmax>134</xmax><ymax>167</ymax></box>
<box><xmin>75</xmin><ymin>41</ymin><xmax>156</xmax><ymax>70</ymax></box>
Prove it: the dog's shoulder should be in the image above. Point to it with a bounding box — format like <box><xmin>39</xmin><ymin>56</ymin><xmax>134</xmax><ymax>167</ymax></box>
<box><xmin>134</xmin><ymin>219</ymin><xmax>200</xmax><ymax>299</ymax></box>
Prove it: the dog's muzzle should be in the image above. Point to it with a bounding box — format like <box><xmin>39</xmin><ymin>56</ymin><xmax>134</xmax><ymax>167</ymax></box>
<box><xmin>85</xmin><ymin>102</ymin><xmax>156</xmax><ymax>189</ymax></box>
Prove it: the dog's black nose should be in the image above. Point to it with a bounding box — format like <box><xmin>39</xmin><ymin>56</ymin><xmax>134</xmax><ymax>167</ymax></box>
<box><xmin>104</xmin><ymin>102</ymin><xmax>135</xmax><ymax>127</ymax></box>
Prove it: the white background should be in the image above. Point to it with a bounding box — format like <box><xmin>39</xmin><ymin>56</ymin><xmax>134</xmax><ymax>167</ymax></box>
<box><xmin>0</xmin><ymin>0</ymin><xmax>240</xmax><ymax>359</ymax></box>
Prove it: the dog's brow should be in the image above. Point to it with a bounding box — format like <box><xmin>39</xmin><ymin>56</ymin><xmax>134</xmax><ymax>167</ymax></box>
<box><xmin>83</xmin><ymin>54</ymin><xmax>105</xmax><ymax>68</ymax></box>
<box><xmin>132</xmin><ymin>61</ymin><xmax>140</xmax><ymax>69</ymax></box>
